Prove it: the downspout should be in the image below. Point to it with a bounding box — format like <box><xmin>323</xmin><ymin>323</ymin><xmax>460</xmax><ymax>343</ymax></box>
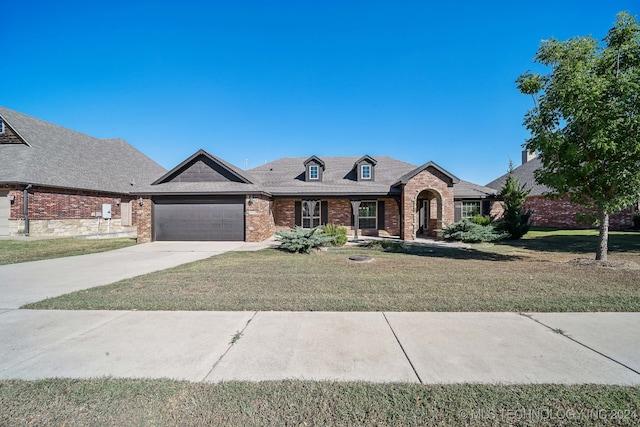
<box><xmin>23</xmin><ymin>184</ymin><xmax>32</xmax><ymax>236</ymax></box>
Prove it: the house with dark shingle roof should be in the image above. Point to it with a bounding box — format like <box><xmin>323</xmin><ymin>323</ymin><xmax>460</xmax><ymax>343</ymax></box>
<box><xmin>486</xmin><ymin>152</ymin><xmax>637</xmax><ymax>230</ymax></box>
<box><xmin>134</xmin><ymin>149</ymin><xmax>500</xmax><ymax>242</ymax></box>
<box><xmin>1</xmin><ymin>106</ymin><xmax>501</xmax><ymax>242</ymax></box>
<box><xmin>0</xmin><ymin>106</ymin><xmax>166</xmax><ymax>237</ymax></box>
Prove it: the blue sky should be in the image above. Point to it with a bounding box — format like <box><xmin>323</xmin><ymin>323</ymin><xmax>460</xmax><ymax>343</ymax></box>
<box><xmin>1</xmin><ymin>1</ymin><xmax>636</xmax><ymax>185</ymax></box>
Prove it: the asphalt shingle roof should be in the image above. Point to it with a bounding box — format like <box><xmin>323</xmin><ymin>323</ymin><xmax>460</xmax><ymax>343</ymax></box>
<box><xmin>247</xmin><ymin>156</ymin><xmax>418</xmax><ymax>195</ymax></box>
<box><xmin>486</xmin><ymin>157</ymin><xmax>550</xmax><ymax>196</ymax></box>
<box><xmin>0</xmin><ymin>106</ymin><xmax>166</xmax><ymax>194</ymax></box>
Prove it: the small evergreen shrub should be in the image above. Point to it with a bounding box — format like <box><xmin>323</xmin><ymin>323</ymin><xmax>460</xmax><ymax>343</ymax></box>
<box><xmin>471</xmin><ymin>214</ymin><xmax>491</xmax><ymax>226</ymax></box>
<box><xmin>359</xmin><ymin>239</ymin><xmax>407</xmax><ymax>252</ymax></box>
<box><xmin>322</xmin><ymin>224</ymin><xmax>348</xmax><ymax>246</ymax></box>
<box><xmin>498</xmin><ymin>163</ymin><xmax>532</xmax><ymax>239</ymax></box>
<box><xmin>442</xmin><ymin>219</ymin><xmax>508</xmax><ymax>243</ymax></box>
<box><xmin>275</xmin><ymin>226</ymin><xmax>335</xmax><ymax>254</ymax></box>
<box><xmin>633</xmin><ymin>211</ymin><xmax>640</xmax><ymax>230</ymax></box>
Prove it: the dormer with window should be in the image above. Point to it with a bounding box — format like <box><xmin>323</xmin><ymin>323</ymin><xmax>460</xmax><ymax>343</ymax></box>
<box><xmin>353</xmin><ymin>155</ymin><xmax>377</xmax><ymax>182</ymax></box>
<box><xmin>303</xmin><ymin>155</ymin><xmax>325</xmax><ymax>182</ymax></box>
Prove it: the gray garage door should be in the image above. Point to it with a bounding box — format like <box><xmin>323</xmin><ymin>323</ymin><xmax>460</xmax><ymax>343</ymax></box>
<box><xmin>154</xmin><ymin>198</ymin><xmax>245</xmax><ymax>241</ymax></box>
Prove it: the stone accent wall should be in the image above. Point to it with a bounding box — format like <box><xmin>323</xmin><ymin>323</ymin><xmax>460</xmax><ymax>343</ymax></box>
<box><xmin>136</xmin><ymin>197</ymin><xmax>152</xmax><ymax>243</ymax></box>
<box><xmin>526</xmin><ymin>195</ymin><xmax>635</xmax><ymax>230</ymax></box>
<box><xmin>9</xmin><ymin>218</ymin><xmax>135</xmax><ymax>237</ymax></box>
<box><xmin>401</xmin><ymin>169</ymin><xmax>454</xmax><ymax>240</ymax></box>
<box><xmin>246</xmin><ymin>195</ymin><xmax>274</xmax><ymax>242</ymax></box>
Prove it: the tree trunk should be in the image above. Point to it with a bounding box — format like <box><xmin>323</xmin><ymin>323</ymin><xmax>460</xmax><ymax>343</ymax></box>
<box><xmin>596</xmin><ymin>208</ymin><xmax>609</xmax><ymax>261</ymax></box>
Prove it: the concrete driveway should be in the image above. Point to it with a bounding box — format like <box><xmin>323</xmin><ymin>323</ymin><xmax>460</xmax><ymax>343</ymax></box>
<box><xmin>0</xmin><ymin>241</ymin><xmax>272</xmax><ymax>309</ymax></box>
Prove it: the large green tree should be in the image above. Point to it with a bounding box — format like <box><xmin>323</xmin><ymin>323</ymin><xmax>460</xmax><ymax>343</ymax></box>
<box><xmin>516</xmin><ymin>12</ymin><xmax>640</xmax><ymax>260</ymax></box>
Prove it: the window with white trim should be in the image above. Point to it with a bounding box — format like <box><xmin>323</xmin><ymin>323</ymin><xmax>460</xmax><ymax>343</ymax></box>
<box><xmin>309</xmin><ymin>165</ymin><xmax>319</xmax><ymax>180</ymax></box>
<box><xmin>361</xmin><ymin>164</ymin><xmax>371</xmax><ymax>180</ymax></box>
<box><xmin>358</xmin><ymin>201</ymin><xmax>377</xmax><ymax>229</ymax></box>
<box><xmin>461</xmin><ymin>201</ymin><xmax>481</xmax><ymax>219</ymax></box>
<box><xmin>302</xmin><ymin>201</ymin><xmax>321</xmax><ymax>228</ymax></box>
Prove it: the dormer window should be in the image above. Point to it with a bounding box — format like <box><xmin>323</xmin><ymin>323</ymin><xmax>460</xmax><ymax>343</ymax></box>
<box><xmin>0</xmin><ymin>119</ymin><xmax>4</xmax><ymax>134</ymax></box>
<box><xmin>361</xmin><ymin>164</ymin><xmax>371</xmax><ymax>180</ymax></box>
<box><xmin>353</xmin><ymin>155</ymin><xmax>377</xmax><ymax>182</ymax></box>
<box><xmin>303</xmin><ymin>155</ymin><xmax>325</xmax><ymax>182</ymax></box>
<box><xmin>309</xmin><ymin>165</ymin><xmax>319</xmax><ymax>180</ymax></box>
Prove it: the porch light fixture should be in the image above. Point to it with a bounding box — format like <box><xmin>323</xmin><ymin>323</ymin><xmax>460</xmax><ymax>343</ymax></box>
<box><xmin>138</xmin><ymin>197</ymin><xmax>144</xmax><ymax>206</ymax></box>
<box><xmin>249</xmin><ymin>195</ymin><xmax>254</xmax><ymax>205</ymax></box>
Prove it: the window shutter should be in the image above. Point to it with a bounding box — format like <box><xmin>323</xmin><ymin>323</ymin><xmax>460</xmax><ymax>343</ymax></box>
<box><xmin>482</xmin><ymin>200</ymin><xmax>491</xmax><ymax>216</ymax></box>
<box><xmin>321</xmin><ymin>201</ymin><xmax>328</xmax><ymax>225</ymax></box>
<box><xmin>454</xmin><ymin>201</ymin><xmax>462</xmax><ymax>222</ymax></box>
<box><xmin>295</xmin><ymin>201</ymin><xmax>302</xmax><ymax>226</ymax></box>
<box><xmin>377</xmin><ymin>200</ymin><xmax>385</xmax><ymax>230</ymax></box>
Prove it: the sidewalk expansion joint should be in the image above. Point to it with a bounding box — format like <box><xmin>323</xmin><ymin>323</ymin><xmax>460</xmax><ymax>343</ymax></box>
<box><xmin>383</xmin><ymin>312</ymin><xmax>423</xmax><ymax>384</ymax></box>
<box><xmin>520</xmin><ymin>313</ymin><xmax>640</xmax><ymax>377</ymax></box>
<box><xmin>202</xmin><ymin>310</ymin><xmax>258</xmax><ymax>381</ymax></box>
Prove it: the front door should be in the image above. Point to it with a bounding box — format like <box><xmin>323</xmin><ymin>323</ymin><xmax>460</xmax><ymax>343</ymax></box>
<box><xmin>418</xmin><ymin>199</ymin><xmax>430</xmax><ymax>233</ymax></box>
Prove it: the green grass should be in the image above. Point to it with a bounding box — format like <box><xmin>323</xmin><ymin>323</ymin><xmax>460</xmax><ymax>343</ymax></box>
<box><xmin>0</xmin><ymin>237</ymin><xmax>137</xmax><ymax>265</ymax></box>
<box><xmin>24</xmin><ymin>230</ymin><xmax>640</xmax><ymax>311</ymax></box>
<box><xmin>498</xmin><ymin>227</ymin><xmax>640</xmax><ymax>254</ymax></box>
<box><xmin>1</xmin><ymin>379</ymin><xmax>638</xmax><ymax>426</ymax></box>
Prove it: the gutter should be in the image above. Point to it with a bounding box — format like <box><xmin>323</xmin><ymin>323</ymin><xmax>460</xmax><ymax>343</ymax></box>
<box><xmin>23</xmin><ymin>184</ymin><xmax>32</xmax><ymax>236</ymax></box>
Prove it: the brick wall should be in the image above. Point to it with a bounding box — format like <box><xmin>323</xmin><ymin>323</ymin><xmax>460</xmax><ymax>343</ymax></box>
<box><xmin>273</xmin><ymin>199</ymin><xmax>295</xmax><ymax>231</ymax></box>
<box><xmin>9</xmin><ymin>186</ymin><xmax>132</xmax><ymax>220</ymax></box>
<box><xmin>526</xmin><ymin>195</ymin><xmax>635</xmax><ymax>230</ymax></box>
<box><xmin>246</xmin><ymin>195</ymin><xmax>274</xmax><ymax>242</ymax></box>
<box><xmin>273</xmin><ymin>197</ymin><xmax>401</xmax><ymax>236</ymax></box>
<box><xmin>6</xmin><ymin>186</ymin><xmax>138</xmax><ymax>237</ymax></box>
<box><xmin>135</xmin><ymin>197</ymin><xmax>152</xmax><ymax>243</ymax></box>
<box><xmin>401</xmin><ymin>169</ymin><xmax>454</xmax><ymax>240</ymax></box>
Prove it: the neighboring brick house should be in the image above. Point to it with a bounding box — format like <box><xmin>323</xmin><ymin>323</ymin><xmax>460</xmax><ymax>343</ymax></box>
<box><xmin>0</xmin><ymin>106</ymin><xmax>166</xmax><ymax>237</ymax></box>
<box><xmin>135</xmin><ymin>149</ymin><xmax>499</xmax><ymax>242</ymax></box>
<box><xmin>486</xmin><ymin>152</ymin><xmax>638</xmax><ymax>230</ymax></box>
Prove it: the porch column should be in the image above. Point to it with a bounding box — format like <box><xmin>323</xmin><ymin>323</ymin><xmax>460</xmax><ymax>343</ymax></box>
<box><xmin>350</xmin><ymin>200</ymin><xmax>361</xmax><ymax>239</ymax></box>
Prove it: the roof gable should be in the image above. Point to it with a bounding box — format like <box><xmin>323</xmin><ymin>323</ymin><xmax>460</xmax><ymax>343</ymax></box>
<box><xmin>153</xmin><ymin>149</ymin><xmax>253</xmax><ymax>185</ymax></box>
<box><xmin>303</xmin><ymin>155</ymin><xmax>325</xmax><ymax>169</ymax></box>
<box><xmin>0</xmin><ymin>116</ymin><xmax>30</xmax><ymax>146</ymax></box>
<box><xmin>394</xmin><ymin>161</ymin><xmax>460</xmax><ymax>187</ymax></box>
<box><xmin>0</xmin><ymin>106</ymin><xmax>166</xmax><ymax>193</ymax></box>
<box><xmin>486</xmin><ymin>157</ymin><xmax>549</xmax><ymax>196</ymax></box>
<box><xmin>353</xmin><ymin>155</ymin><xmax>377</xmax><ymax>168</ymax></box>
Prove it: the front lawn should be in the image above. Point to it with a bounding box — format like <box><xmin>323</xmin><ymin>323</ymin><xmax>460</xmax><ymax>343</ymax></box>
<box><xmin>0</xmin><ymin>238</ymin><xmax>137</xmax><ymax>265</ymax></box>
<box><xmin>24</xmin><ymin>230</ymin><xmax>640</xmax><ymax>312</ymax></box>
<box><xmin>1</xmin><ymin>379</ymin><xmax>638</xmax><ymax>426</ymax></box>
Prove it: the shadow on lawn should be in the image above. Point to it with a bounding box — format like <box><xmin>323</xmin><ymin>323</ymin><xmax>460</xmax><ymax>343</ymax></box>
<box><xmin>496</xmin><ymin>233</ymin><xmax>640</xmax><ymax>254</ymax></box>
<box><xmin>359</xmin><ymin>241</ymin><xmax>522</xmax><ymax>261</ymax></box>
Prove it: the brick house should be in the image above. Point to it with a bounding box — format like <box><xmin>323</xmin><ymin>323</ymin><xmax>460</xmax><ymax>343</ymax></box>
<box><xmin>486</xmin><ymin>151</ymin><xmax>638</xmax><ymax>230</ymax></box>
<box><xmin>0</xmin><ymin>106</ymin><xmax>166</xmax><ymax>237</ymax></box>
<box><xmin>134</xmin><ymin>149</ymin><xmax>499</xmax><ymax>242</ymax></box>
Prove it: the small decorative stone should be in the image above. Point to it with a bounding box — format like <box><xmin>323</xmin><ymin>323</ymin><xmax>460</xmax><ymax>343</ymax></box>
<box><xmin>349</xmin><ymin>254</ymin><xmax>372</xmax><ymax>262</ymax></box>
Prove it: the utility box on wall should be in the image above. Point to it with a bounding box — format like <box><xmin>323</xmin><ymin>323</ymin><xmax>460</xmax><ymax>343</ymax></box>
<box><xmin>102</xmin><ymin>204</ymin><xmax>112</xmax><ymax>219</ymax></box>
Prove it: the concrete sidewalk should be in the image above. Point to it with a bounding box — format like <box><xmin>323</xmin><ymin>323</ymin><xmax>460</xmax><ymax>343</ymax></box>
<box><xmin>0</xmin><ymin>240</ymin><xmax>276</xmax><ymax>309</ymax></box>
<box><xmin>1</xmin><ymin>310</ymin><xmax>638</xmax><ymax>384</ymax></box>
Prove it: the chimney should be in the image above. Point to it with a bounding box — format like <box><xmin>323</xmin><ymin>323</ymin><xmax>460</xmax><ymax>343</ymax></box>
<box><xmin>522</xmin><ymin>150</ymin><xmax>536</xmax><ymax>165</ymax></box>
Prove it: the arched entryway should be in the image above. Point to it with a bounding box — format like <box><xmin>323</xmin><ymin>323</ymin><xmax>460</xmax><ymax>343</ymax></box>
<box><xmin>416</xmin><ymin>189</ymin><xmax>443</xmax><ymax>237</ymax></box>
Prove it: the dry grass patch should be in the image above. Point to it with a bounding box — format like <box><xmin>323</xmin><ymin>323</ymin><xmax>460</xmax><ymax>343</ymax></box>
<box><xmin>0</xmin><ymin>238</ymin><xmax>136</xmax><ymax>265</ymax></box>
<box><xmin>25</xmin><ymin>241</ymin><xmax>640</xmax><ymax>311</ymax></box>
<box><xmin>1</xmin><ymin>379</ymin><xmax>639</xmax><ymax>426</ymax></box>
